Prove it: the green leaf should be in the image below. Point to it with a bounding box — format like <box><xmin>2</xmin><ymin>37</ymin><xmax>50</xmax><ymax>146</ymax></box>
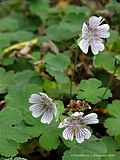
<box><xmin>77</xmin><ymin>78</ymin><xmax>112</xmax><ymax>104</ymax></box>
<box><xmin>94</xmin><ymin>52</ymin><xmax>120</xmax><ymax>79</ymax></box>
<box><xmin>46</xmin><ymin>6</ymin><xmax>90</xmax><ymax>42</ymax></box>
<box><xmin>0</xmin><ymin>16</ymin><xmax>20</xmax><ymax>32</ymax></box>
<box><xmin>0</xmin><ymin>107</ymin><xmax>22</xmax><ymax>157</ymax></box>
<box><xmin>0</xmin><ymin>69</ymin><xmax>39</xmax><ymax>94</ymax></box>
<box><xmin>106</xmin><ymin>30</ymin><xmax>120</xmax><ymax>53</ymax></box>
<box><xmin>29</xmin><ymin>0</ymin><xmax>49</xmax><ymax>21</ymax></box>
<box><xmin>101</xmin><ymin>137</ymin><xmax>120</xmax><ymax>160</ymax></box>
<box><xmin>0</xmin><ymin>69</ymin><xmax>44</xmax><ymax>156</ymax></box>
<box><xmin>94</xmin><ymin>52</ymin><xmax>115</xmax><ymax>72</ymax></box>
<box><xmin>63</xmin><ymin>138</ymin><xmax>107</xmax><ymax>160</ymax></box>
<box><xmin>0</xmin><ymin>83</ymin><xmax>43</xmax><ymax>156</ymax></box>
<box><xmin>0</xmin><ymin>68</ymin><xmax>14</xmax><ymax>93</ymax></box>
<box><xmin>45</xmin><ymin>53</ymin><xmax>70</xmax><ymax>70</ymax></box>
<box><xmin>55</xmin><ymin>100</ymin><xmax>64</xmax><ymax>121</ymax></box>
<box><xmin>45</xmin><ymin>53</ymin><xmax>70</xmax><ymax>83</ymax></box>
<box><xmin>39</xmin><ymin>123</ymin><xmax>61</xmax><ymax>151</ymax></box>
<box><xmin>0</xmin><ymin>139</ymin><xmax>18</xmax><ymax>157</ymax></box>
<box><xmin>47</xmin><ymin>22</ymin><xmax>79</xmax><ymax>42</ymax></box>
<box><xmin>104</xmin><ymin>100</ymin><xmax>120</xmax><ymax>137</ymax></box>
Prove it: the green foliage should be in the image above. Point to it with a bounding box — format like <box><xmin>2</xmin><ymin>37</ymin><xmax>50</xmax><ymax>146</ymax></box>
<box><xmin>43</xmin><ymin>79</ymin><xmax>77</xmax><ymax>98</ymax></box>
<box><xmin>94</xmin><ymin>52</ymin><xmax>120</xmax><ymax>79</ymax></box>
<box><xmin>77</xmin><ymin>78</ymin><xmax>112</xmax><ymax>104</ymax></box>
<box><xmin>0</xmin><ymin>157</ymin><xmax>28</xmax><ymax>160</ymax></box>
<box><xmin>105</xmin><ymin>0</ymin><xmax>120</xmax><ymax>27</ymax></box>
<box><xmin>0</xmin><ymin>16</ymin><xmax>20</xmax><ymax>32</ymax></box>
<box><xmin>0</xmin><ymin>69</ymin><xmax>61</xmax><ymax>156</ymax></box>
<box><xmin>0</xmin><ymin>68</ymin><xmax>14</xmax><ymax>93</ymax></box>
<box><xmin>55</xmin><ymin>100</ymin><xmax>64</xmax><ymax>121</ymax></box>
<box><xmin>46</xmin><ymin>6</ymin><xmax>90</xmax><ymax>42</ymax></box>
<box><xmin>44</xmin><ymin>53</ymin><xmax>70</xmax><ymax>83</ymax></box>
<box><xmin>106</xmin><ymin>30</ymin><xmax>120</xmax><ymax>53</ymax></box>
<box><xmin>39</xmin><ymin>123</ymin><xmax>61</xmax><ymax>151</ymax></box>
<box><xmin>63</xmin><ymin>137</ymin><xmax>120</xmax><ymax>160</ymax></box>
<box><xmin>29</xmin><ymin>0</ymin><xmax>49</xmax><ymax>22</ymax></box>
<box><xmin>0</xmin><ymin>70</ymin><xmax>43</xmax><ymax>156</ymax></box>
<box><xmin>0</xmin><ymin>0</ymin><xmax>120</xmax><ymax>159</ymax></box>
<box><xmin>104</xmin><ymin>100</ymin><xmax>120</xmax><ymax>137</ymax></box>
<box><xmin>63</xmin><ymin>138</ymin><xmax>107</xmax><ymax>160</ymax></box>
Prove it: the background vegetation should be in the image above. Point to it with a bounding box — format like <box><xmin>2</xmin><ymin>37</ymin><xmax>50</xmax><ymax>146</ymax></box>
<box><xmin>0</xmin><ymin>0</ymin><xmax>120</xmax><ymax>159</ymax></box>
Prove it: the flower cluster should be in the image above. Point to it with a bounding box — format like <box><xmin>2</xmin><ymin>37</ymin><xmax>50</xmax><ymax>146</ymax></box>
<box><xmin>29</xmin><ymin>92</ymin><xmax>99</xmax><ymax>143</ymax></box>
<box><xmin>78</xmin><ymin>16</ymin><xmax>110</xmax><ymax>55</ymax></box>
<box><xmin>28</xmin><ymin>15</ymin><xmax>109</xmax><ymax>144</ymax></box>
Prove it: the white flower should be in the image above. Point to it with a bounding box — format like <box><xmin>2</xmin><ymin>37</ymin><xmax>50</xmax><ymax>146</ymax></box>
<box><xmin>78</xmin><ymin>16</ymin><xmax>110</xmax><ymax>55</ymax></box>
<box><xmin>58</xmin><ymin>112</ymin><xmax>99</xmax><ymax>143</ymax></box>
<box><xmin>29</xmin><ymin>92</ymin><xmax>57</xmax><ymax>124</ymax></box>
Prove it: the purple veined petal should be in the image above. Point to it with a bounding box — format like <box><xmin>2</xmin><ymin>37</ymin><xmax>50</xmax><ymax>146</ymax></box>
<box><xmin>75</xmin><ymin>128</ymin><xmax>91</xmax><ymax>143</ymax></box>
<box><xmin>29</xmin><ymin>93</ymin><xmax>42</xmax><ymax>104</ymax></box>
<box><xmin>63</xmin><ymin>127</ymin><xmax>74</xmax><ymax>141</ymax></box>
<box><xmin>75</xmin><ymin>128</ymin><xmax>85</xmax><ymax>143</ymax></box>
<box><xmin>90</xmin><ymin>39</ymin><xmax>104</xmax><ymax>55</ymax></box>
<box><xmin>29</xmin><ymin>104</ymin><xmax>39</xmax><ymax>112</ymax></box>
<box><xmin>83</xmin><ymin>128</ymin><xmax>91</xmax><ymax>139</ymax></box>
<box><xmin>29</xmin><ymin>104</ymin><xmax>45</xmax><ymax>118</ymax></box>
<box><xmin>41</xmin><ymin>109</ymin><xmax>53</xmax><ymax>124</ymax></box>
<box><xmin>71</xmin><ymin>112</ymin><xmax>84</xmax><ymax>117</ymax></box>
<box><xmin>78</xmin><ymin>39</ymin><xmax>89</xmax><ymax>54</ymax></box>
<box><xmin>97</xmin><ymin>24</ymin><xmax>110</xmax><ymax>38</ymax></box>
<box><xmin>83</xmin><ymin>113</ymin><xmax>99</xmax><ymax>125</ymax></box>
<box><xmin>89</xmin><ymin>16</ymin><xmax>104</xmax><ymax>29</ymax></box>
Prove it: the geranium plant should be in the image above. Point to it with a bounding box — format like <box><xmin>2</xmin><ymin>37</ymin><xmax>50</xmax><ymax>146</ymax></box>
<box><xmin>0</xmin><ymin>0</ymin><xmax>120</xmax><ymax>160</ymax></box>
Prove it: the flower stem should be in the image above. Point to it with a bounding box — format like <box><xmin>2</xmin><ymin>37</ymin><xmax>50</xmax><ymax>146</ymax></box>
<box><xmin>69</xmin><ymin>43</ymin><xmax>78</xmax><ymax>97</ymax></box>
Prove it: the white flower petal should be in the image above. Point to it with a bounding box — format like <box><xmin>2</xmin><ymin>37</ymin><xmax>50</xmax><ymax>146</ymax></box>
<box><xmin>97</xmin><ymin>24</ymin><xmax>110</xmax><ymax>38</ymax></box>
<box><xmin>72</xmin><ymin>112</ymin><xmax>84</xmax><ymax>117</ymax></box>
<box><xmin>39</xmin><ymin>92</ymin><xmax>48</xmax><ymax>97</ymax></box>
<box><xmin>82</xmin><ymin>23</ymin><xmax>88</xmax><ymax>33</ymax></box>
<box><xmin>89</xmin><ymin>16</ymin><xmax>103</xmax><ymax>28</ymax></box>
<box><xmin>75</xmin><ymin>128</ymin><xmax>91</xmax><ymax>143</ymax></box>
<box><xmin>29</xmin><ymin>104</ymin><xmax>39</xmax><ymax>112</ymax></box>
<box><xmin>63</xmin><ymin>127</ymin><xmax>74</xmax><ymax>141</ymax></box>
<box><xmin>58</xmin><ymin>122</ymin><xmax>65</xmax><ymax>128</ymax></box>
<box><xmin>90</xmin><ymin>39</ymin><xmax>104</xmax><ymax>55</ymax></box>
<box><xmin>29</xmin><ymin>94</ymin><xmax>42</xmax><ymax>104</ymax></box>
<box><xmin>84</xmin><ymin>113</ymin><xmax>98</xmax><ymax>119</ymax></box>
<box><xmin>82</xmin><ymin>23</ymin><xmax>89</xmax><ymax>39</ymax></box>
<box><xmin>29</xmin><ymin>104</ymin><xmax>45</xmax><ymax>118</ymax></box>
<box><xmin>83</xmin><ymin>113</ymin><xmax>99</xmax><ymax>124</ymax></box>
<box><xmin>75</xmin><ymin>128</ymin><xmax>85</xmax><ymax>143</ymax></box>
<box><xmin>83</xmin><ymin>128</ymin><xmax>91</xmax><ymax>139</ymax></box>
<box><xmin>78</xmin><ymin>39</ymin><xmax>89</xmax><ymax>54</ymax></box>
<box><xmin>41</xmin><ymin>110</ymin><xmax>53</xmax><ymax>124</ymax></box>
<box><xmin>58</xmin><ymin>117</ymin><xmax>70</xmax><ymax>128</ymax></box>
